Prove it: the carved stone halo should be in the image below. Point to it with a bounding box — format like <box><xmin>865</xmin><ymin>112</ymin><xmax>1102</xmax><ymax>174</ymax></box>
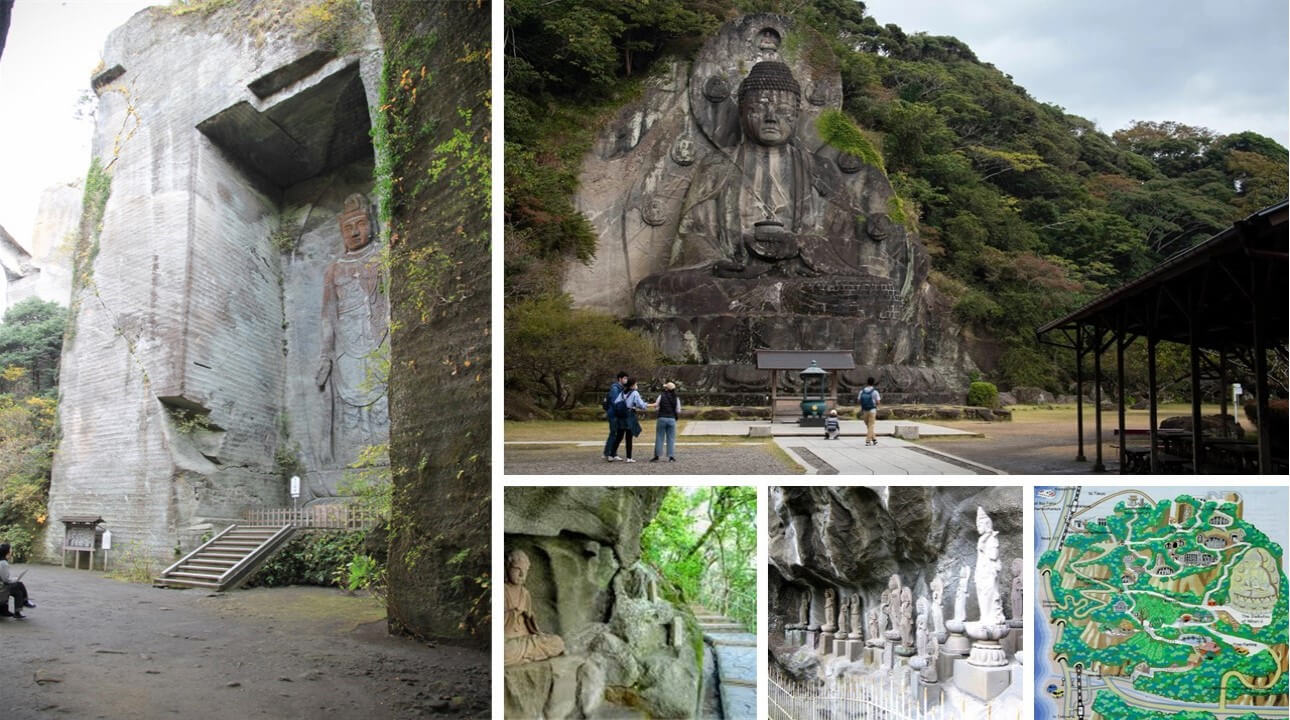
<box><xmin>640</xmin><ymin>197</ymin><xmax>668</xmax><ymax>227</ymax></box>
<box><xmin>703</xmin><ymin>76</ymin><xmax>731</xmax><ymax>103</ymax></box>
<box><xmin>837</xmin><ymin>152</ymin><xmax>864</xmax><ymax>174</ymax></box>
<box><xmin>671</xmin><ymin>134</ymin><xmax>697</xmax><ymax>166</ymax></box>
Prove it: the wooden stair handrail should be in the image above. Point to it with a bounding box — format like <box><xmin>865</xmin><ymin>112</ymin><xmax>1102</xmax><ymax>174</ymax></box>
<box><xmin>158</xmin><ymin>523</ymin><xmax>238</xmax><ymax>579</ymax></box>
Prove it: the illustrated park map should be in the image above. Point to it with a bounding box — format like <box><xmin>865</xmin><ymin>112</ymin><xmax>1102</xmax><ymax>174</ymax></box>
<box><xmin>1036</xmin><ymin>486</ymin><xmax>1288</xmax><ymax>720</ymax></box>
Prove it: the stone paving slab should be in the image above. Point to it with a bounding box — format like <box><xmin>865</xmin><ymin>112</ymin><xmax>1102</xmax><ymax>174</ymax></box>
<box><xmin>683</xmin><ymin>419</ymin><xmax>979</xmax><ymax>437</ymax></box>
<box><xmin>719</xmin><ymin>685</ymin><xmax>757</xmax><ymax>720</ymax></box>
<box><xmin>774</xmin><ymin>436</ymin><xmax>1002</xmax><ymax>475</ymax></box>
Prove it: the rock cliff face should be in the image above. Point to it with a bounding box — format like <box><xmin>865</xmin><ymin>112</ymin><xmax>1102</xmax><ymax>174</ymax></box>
<box><xmin>44</xmin><ymin>0</ymin><xmax>386</xmax><ymax>562</ymax></box>
<box><xmin>566</xmin><ymin>14</ymin><xmax>975</xmax><ymax>401</ymax></box>
<box><xmin>768</xmin><ymin>486</ymin><xmax>1022</xmax><ymax>666</ymax></box>
<box><xmin>505</xmin><ymin>488</ymin><xmax>703</xmax><ymax>719</ymax></box>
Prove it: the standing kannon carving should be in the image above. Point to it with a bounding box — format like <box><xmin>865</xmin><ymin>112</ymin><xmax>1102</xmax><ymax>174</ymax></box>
<box><xmin>316</xmin><ymin>193</ymin><xmax>389</xmax><ymax>464</ymax></box>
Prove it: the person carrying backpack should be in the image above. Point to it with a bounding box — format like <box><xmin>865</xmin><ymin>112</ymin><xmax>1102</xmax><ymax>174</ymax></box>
<box><xmin>858</xmin><ymin>377</ymin><xmax>881</xmax><ymax>446</ymax></box>
<box><xmin>609</xmin><ymin>378</ymin><xmax>648</xmax><ymax>462</ymax></box>
<box><xmin>649</xmin><ymin>382</ymin><xmax>681</xmax><ymax>462</ymax></box>
<box><xmin>603</xmin><ymin>371</ymin><xmax>628</xmax><ymax>461</ymax></box>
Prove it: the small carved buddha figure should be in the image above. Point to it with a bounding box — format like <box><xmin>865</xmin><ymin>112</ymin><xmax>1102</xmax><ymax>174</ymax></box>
<box><xmin>504</xmin><ymin>549</ymin><xmax>566</xmax><ymax>666</ymax></box>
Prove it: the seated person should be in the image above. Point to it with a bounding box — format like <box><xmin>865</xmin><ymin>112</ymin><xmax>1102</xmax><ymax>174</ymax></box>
<box><xmin>0</xmin><ymin>542</ymin><xmax>36</xmax><ymax>619</ymax></box>
<box><xmin>824</xmin><ymin>409</ymin><xmax>841</xmax><ymax>439</ymax></box>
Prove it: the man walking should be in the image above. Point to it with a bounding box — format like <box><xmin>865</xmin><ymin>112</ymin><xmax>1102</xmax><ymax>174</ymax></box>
<box><xmin>858</xmin><ymin>377</ymin><xmax>881</xmax><ymax>446</ymax></box>
<box><xmin>603</xmin><ymin>371</ymin><xmax>629</xmax><ymax>461</ymax></box>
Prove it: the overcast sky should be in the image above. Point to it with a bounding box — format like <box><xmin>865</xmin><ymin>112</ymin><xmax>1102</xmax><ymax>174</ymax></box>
<box><xmin>863</xmin><ymin>0</ymin><xmax>1289</xmax><ymax>149</ymax></box>
<box><xmin>0</xmin><ymin>0</ymin><xmax>154</xmax><ymax>248</ymax></box>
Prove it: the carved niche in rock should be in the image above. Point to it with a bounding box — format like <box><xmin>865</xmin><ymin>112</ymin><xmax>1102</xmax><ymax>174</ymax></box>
<box><xmin>504</xmin><ymin>549</ymin><xmax>567</xmax><ymax>666</ymax></box>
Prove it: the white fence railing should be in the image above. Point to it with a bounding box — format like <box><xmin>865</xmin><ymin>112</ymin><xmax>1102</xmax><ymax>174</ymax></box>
<box><xmin>242</xmin><ymin>505</ymin><xmax>374</xmax><ymax>530</ymax></box>
<box><xmin>768</xmin><ymin>666</ymin><xmax>948</xmax><ymax>720</ymax></box>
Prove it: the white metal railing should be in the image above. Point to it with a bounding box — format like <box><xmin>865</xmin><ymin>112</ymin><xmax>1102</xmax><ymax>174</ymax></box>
<box><xmin>242</xmin><ymin>505</ymin><xmax>374</xmax><ymax>530</ymax></box>
<box><xmin>768</xmin><ymin>666</ymin><xmax>948</xmax><ymax>720</ymax></box>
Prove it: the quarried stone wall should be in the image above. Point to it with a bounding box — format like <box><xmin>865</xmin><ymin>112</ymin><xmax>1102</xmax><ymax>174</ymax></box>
<box><xmin>45</xmin><ymin>1</ymin><xmax>385</xmax><ymax>563</ymax></box>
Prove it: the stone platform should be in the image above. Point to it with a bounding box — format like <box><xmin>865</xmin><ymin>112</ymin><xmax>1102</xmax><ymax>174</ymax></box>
<box><xmin>774</xmin><ymin>437</ymin><xmax>1002</xmax><ymax>475</ymax></box>
<box><xmin>682</xmin><ymin>419</ymin><xmax>981</xmax><ymax>437</ymax></box>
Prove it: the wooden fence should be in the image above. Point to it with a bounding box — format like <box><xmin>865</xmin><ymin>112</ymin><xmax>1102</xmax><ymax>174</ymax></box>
<box><xmin>242</xmin><ymin>505</ymin><xmax>374</xmax><ymax>530</ymax></box>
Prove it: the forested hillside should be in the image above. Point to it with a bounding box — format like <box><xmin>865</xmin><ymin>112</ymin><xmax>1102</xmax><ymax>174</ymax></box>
<box><xmin>504</xmin><ymin>0</ymin><xmax>1287</xmax><ymax>397</ymax></box>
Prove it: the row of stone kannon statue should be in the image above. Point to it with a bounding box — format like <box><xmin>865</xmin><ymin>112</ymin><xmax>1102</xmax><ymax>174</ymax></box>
<box><xmin>782</xmin><ymin>508</ymin><xmax>1022</xmax><ymax>703</ymax></box>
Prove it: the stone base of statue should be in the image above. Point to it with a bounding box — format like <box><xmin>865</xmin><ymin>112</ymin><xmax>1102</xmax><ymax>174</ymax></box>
<box><xmin>1005</xmin><ymin>618</ymin><xmax>1023</xmax><ymax>654</ymax></box>
<box><xmin>504</xmin><ymin>654</ymin><xmax>586</xmax><ymax>720</ymax></box>
<box><xmin>952</xmin><ymin>657</ymin><xmax>1011</xmax><ymax>702</ymax></box>
<box><xmin>819</xmin><ymin>631</ymin><xmax>835</xmax><ymax>653</ymax></box>
<box><xmin>895</xmin><ymin>643</ymin><xmax>916</xmax><ymax>657</ymax></box>
<box><xmin>941</xmin><ymin>628</ymin><xmax>972</xmax><ymax>658</ymax></box>
<box><xmin>842</xmin><ymin>639</ymin><xmax>865</xmax><ymax>662</ymax></box>
<box><xmin>805</xmin><ymin>629</ymin><xmax>820</xmax><ymax>650</ymax></box>
<box><xmin>864</xmin><ymin>646</ymin><xmax>880</xmax><ymax>666</ymax></box>
<box><xmin>914</xmin><ymin>677</ymin><xmax>943</xmax><ymax>709</ymax></box>
<box><xmin>882</xmin><ymin>641</ymin><xmax>895</xmax><ymax>670</ymax></box>
<box><xmin>965</xmin><ymin>623</ymin><xmax>1011</xmax><ymax>667</ymax></box>
<box><xmin>791</xmin><ymin>629</ymin><xmax>808</xmax><ymax>646</ymax></box>
<box><xmin>936</xmin><ymin>650</ymin><xmax>958</xmax><ymax>682</ymax></box>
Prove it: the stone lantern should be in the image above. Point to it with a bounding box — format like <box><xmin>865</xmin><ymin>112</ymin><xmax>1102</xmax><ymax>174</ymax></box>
<box><xmin>799</xmin><ymin>361</ymin><xmax>828</xmax><ymax>425</ymax></box>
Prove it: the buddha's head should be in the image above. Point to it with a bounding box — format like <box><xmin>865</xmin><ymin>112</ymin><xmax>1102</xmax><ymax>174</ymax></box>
<box><xmin>738</xmin><ymin>61</ymin><xmax>800</xmax><ymax>147</ymax></box>
<box><xmin>976</xmin><ymin>506</ymin><xmax>993</xmax><ymax>535</ymax></box>
<box><xmin>339</xmin><ymin>193</ymin><xmax>374</xmax><ymax>252</ymax></box>
<box><xmin>506</xmin><ymin>549</ymin><xmax>531</xmax><ymax>586</ymax></box>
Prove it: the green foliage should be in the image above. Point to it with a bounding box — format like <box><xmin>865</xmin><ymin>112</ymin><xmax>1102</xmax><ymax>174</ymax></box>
<box><xmin>292</xmin><ymin>0</ymin><xmax>364</xmax><ymax>54</ymax></box>
<box><xmin>641</xmin><ymin>487</ymin><xmax>756</xmax><ymax>631</ymax></box>
<box><xmin>107</xmin><ymin>541</ymin><xmax>158</xmax><ymax>584</ymax></box>
<box><xmin>0</xmin><ymin>299</ymin><xmax>66</xmax><ymax>394</ymax></box>
<box><xmin>247</xmin><ymin>530</ymin><xmax>366</xmax><ymax>588</ymax></box>
<box><xmin>817</xmin><ymin>109</ymin><xmax>884</xmax><ymax>171</ymax></box>
<box><xmin>966</xmin><ymin>381</ymin><xmax>998</xmax><ymax>408</ymax></box>
<box><xmin>505</xmin><ymin>294</ymin><xmax>659</xmax><ymax>409</ymax></box>
<box><xmin>0</xmin><ymin>526</ymin><xmax>34</xmax><ymax>562</ymax></box>
<box><xmin>338</xmin><ymin>442</ymin><xmax>391</xmax><ymax>527</ymax></box>
<box><xmin>72</xmin><ymin>157</ymin><xmax>111</xmax><ymax>294</ymax></box>
<box><xmin>166</xmin><ymin>0</ymin><xmax>236</xmax><ymax>16</ymax></box>
<box><xmin>168</xmin><ymin>407</ymin><xmax>216</xmax><ymax>435</ymax></box>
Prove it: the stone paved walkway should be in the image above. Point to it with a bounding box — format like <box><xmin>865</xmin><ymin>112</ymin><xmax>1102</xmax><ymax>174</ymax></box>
<box><xmin>693</xmin><ymin>607</ymin><xmax>756</xmax><ymax>719</ymax></box>
<box><xmin>774</xmin><ymin>436</ymin><xmax>1003</xmax><ymax>475</ymax></box>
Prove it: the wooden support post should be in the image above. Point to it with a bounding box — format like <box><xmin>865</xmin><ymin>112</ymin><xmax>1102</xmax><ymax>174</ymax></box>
<box><xmin>1075</xmin><ymin>325</ymin><xmax>1086</xmax><ymax>462</ymax></box>
<box><xmin>1189</xmin><ymin>288</ymin><xmax>1203</xmax><ymax>474</ymax></box>
<box><xmin>1094</xmin><ymin>328</ymin><xmax>1105</xmax><ymax>473</ymax></box>
<box><xmin>770</xmin><ymin>369</ymin><xmax>778</xmax><ymax>425</ymax></box>
<box><xmin>1252</xmin><ymin>268</ymin><xmax>1272</xmax><ymax>473</ymax></box>
<box><xmin>1219</xmin><ymin>349</ymin><xmax>1229</xmax><ymax>438</ymax></box>
<box><xmin>1116</xmin><ymin>316</ymin><xmax>1127</xmax><ymax>474</ymax></box>
<box><xmin>1148</xmin><ymin>334</ymin><xmax>1159</xmax><ymax>474</ymax></box>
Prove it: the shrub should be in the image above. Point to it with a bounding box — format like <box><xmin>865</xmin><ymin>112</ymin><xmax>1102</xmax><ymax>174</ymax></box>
<box><xmin>698</xmin><ymin>408</ymin><xmax>734</xmax><ymax>420</ymax></box>
<box><xmin>0</xmin><ymin>526</ymin><xmax>34</xmax><ymax>562</ymax></box>
<box><xmin>246</xmin><ymin>530</ymin><xmax>366</xmax><ymax>588</ymax></box>
<box><xmin>506</xmin><ymin>294</ymin><xmax>658</xmax><ymax>409</ymax></box>
<box><xmin>967</xmin><ymin>381</ymin><xmax>999</xmax><ymax>408</ymax></box>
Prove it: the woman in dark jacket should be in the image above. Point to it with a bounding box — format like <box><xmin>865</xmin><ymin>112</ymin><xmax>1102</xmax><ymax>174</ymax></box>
<box><xmin>0</xmin><ymin>542</ymin><xmax>35</xmax><ymax>619</ymax></box>
<box><xmin>649</xmin><ymin>381</ymin><xmax>681</xmax><ymax>462</ymax></box>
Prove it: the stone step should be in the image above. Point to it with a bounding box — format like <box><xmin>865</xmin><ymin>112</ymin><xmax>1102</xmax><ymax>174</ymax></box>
<box><xmin>168</xmin><ymin>570</ymin><xmax>223</xmax><ymax>581</ymax></box>
<box><xmin>154</xmin><ymin>577</ymin><xmax>220</xmax><ymax>589</ymax></box>
<box><xmin>704</xmin><ymin>631</ymin><xmax>756</xmax><ymax>647</ymax></box>
<box><xmin>698</xmin><ymin>622</ymin><xmax>745</xmax><ymax>632</ymax></box>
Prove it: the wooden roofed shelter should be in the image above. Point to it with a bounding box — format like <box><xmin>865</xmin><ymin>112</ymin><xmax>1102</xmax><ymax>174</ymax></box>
<box><xmin>755</xmin><ymin>349</ymin><xmax>855</xmax><ymax>423</ymax></box>
<box><xmin>1037</xmin><ymin>200</ymin><xmax>1288</xmax><ymax>474</ymax></box>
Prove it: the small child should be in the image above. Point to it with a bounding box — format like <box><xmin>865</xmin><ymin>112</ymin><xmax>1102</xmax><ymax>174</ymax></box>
<box><xmin>824</xmin><ymin>409</ymin><xmax>841</xmax><ymax>440</ymax></box>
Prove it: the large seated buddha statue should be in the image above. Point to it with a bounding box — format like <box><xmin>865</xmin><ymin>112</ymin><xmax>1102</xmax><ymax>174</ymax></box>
<box><xmin>634</xmin><ymin>58</ymin><xmax>908</xmax><ymax>318</ymax></box>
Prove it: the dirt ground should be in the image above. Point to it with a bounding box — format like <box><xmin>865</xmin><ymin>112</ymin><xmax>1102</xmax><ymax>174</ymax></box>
<box><xmin>0</xmin><ymin>566</ymin><xmax>489</xmax><ymax>720</ymax></box>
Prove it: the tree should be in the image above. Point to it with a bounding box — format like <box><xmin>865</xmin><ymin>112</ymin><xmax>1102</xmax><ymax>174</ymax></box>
<box><xmin>0</xmin><ymin>298</ymin><xmax>65</xmax><ymax>393</ymax></box>
<box><xmin>506</xmin><ymin>294</ymin><xmax>659</xmax><ymax>409</ymax></box>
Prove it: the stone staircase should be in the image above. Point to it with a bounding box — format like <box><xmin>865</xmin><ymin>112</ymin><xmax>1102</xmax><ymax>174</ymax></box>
<box><xmin>154</xmin><ymin>524</ymin><xmax>295</xmax><ymax>591</ymax></box>
<box><xmin>693</xmin><ymin>606</ymin><xmax>756</xmax><ymax>719</ymax></box>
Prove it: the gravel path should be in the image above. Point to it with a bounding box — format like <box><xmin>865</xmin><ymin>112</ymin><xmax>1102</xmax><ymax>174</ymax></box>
<box><xmin>0</xmin><ymin>565</ymin><xmax>488</xmax><ymax>719</ymax></box>
<box><xmin>504</xmin><ymin>442</ymin><xmax>802</xmax><ymax>475</ymax></box>
<box><xmin>922</xmin><ymin>418</ymin><xmax>1122</xmax><ymax>474</ymax></box>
